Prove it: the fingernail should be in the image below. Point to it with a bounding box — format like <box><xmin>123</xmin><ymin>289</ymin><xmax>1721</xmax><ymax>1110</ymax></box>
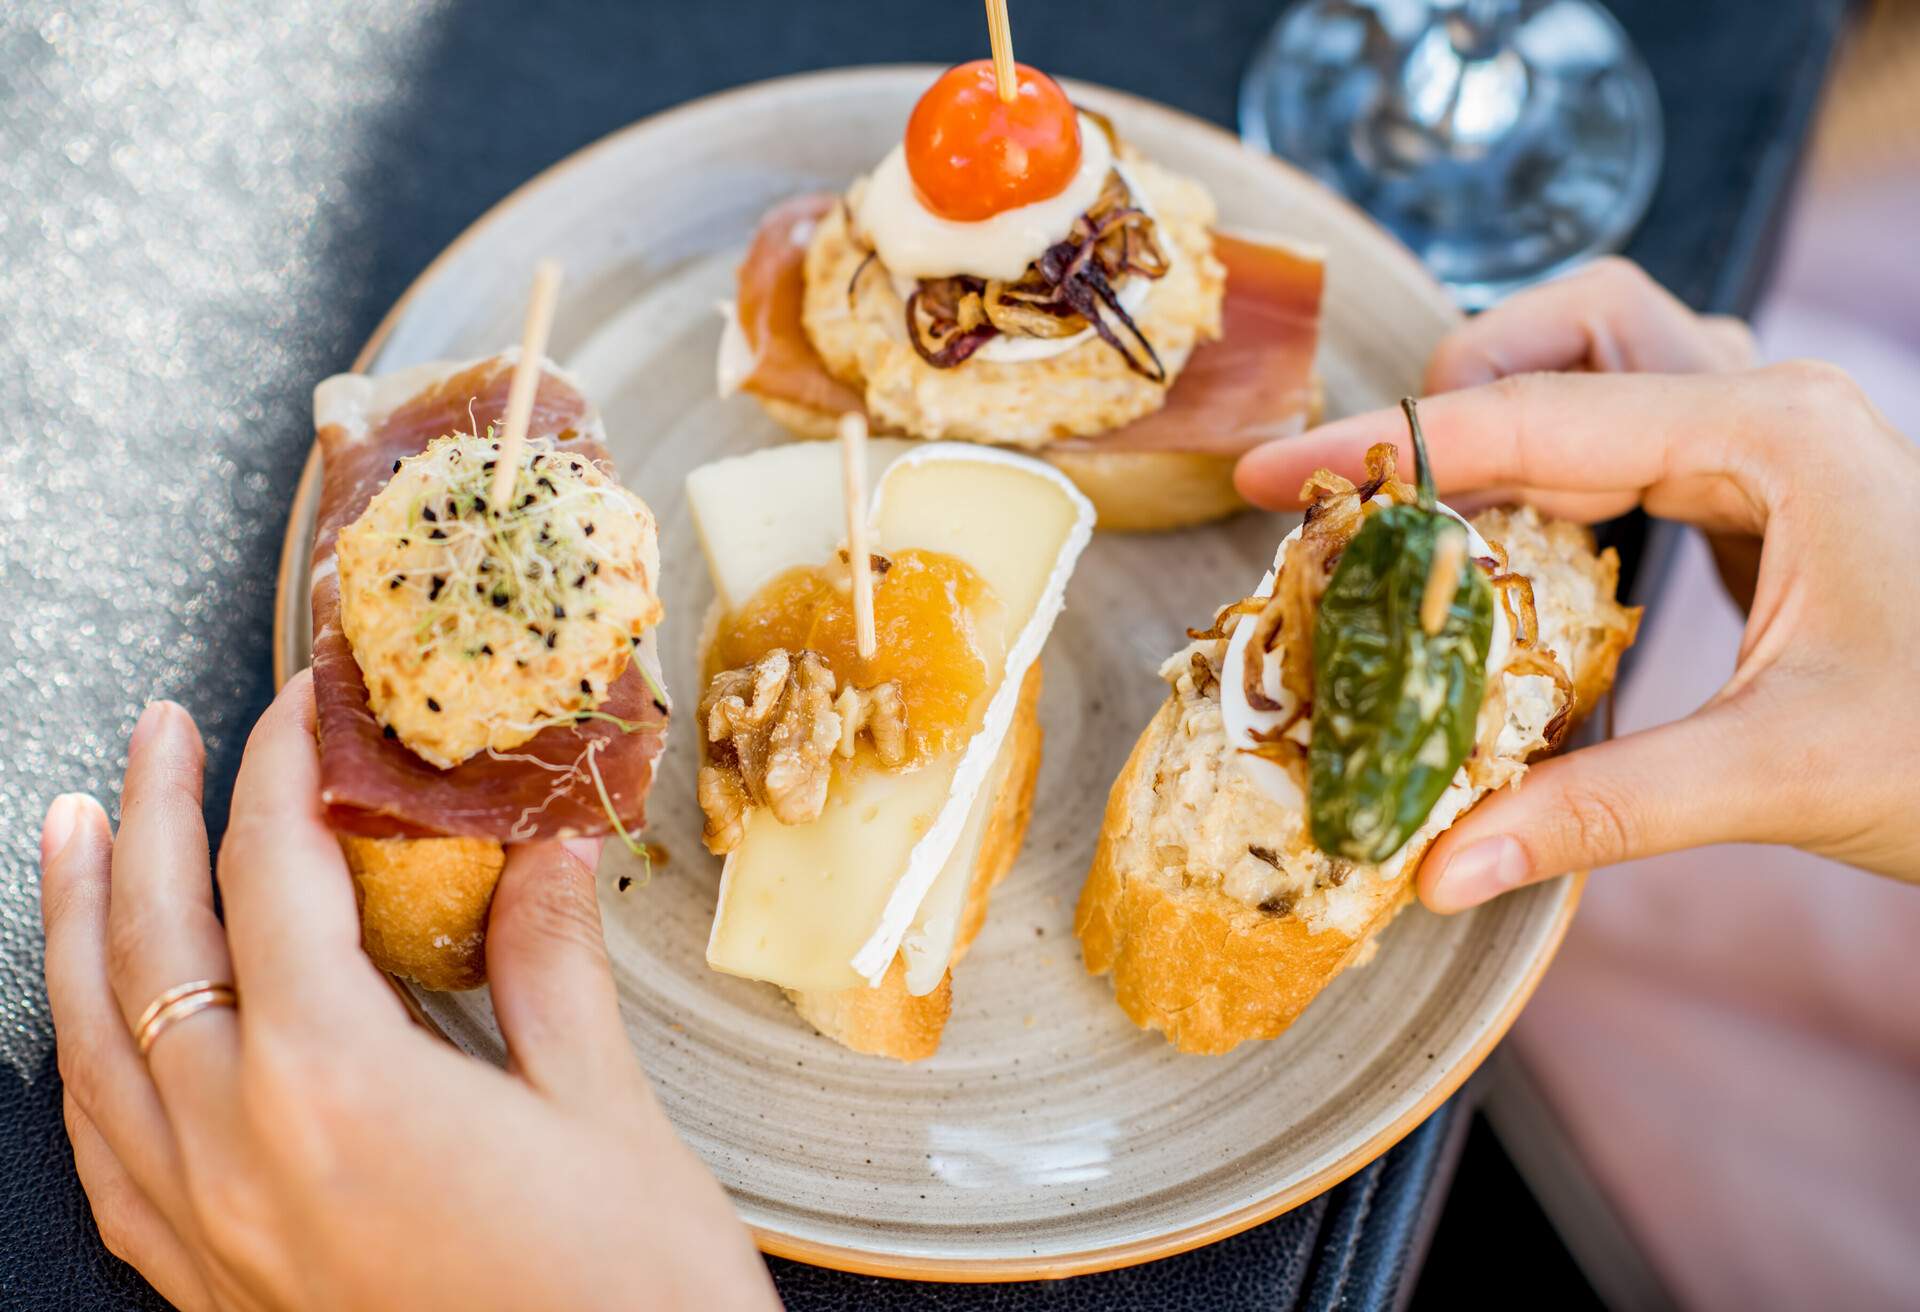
<box><xmin>560</xmin><ymin>837</ymin><xmax>604</xmax><ymax>871</ymax></box>
<box><xmin>1433</xmin><ymin>836</ymin><xmax>1531</xmax><ymax>911</ymax></box>
<box><xmin>128</xmin><ymin>700</ymin><xmax>180</xmax><ymax>755</ymax></box>
<box><xmin>40</xmin><ymin>794</ymin><xmax>91</xmax><ymax>866</ymax></box>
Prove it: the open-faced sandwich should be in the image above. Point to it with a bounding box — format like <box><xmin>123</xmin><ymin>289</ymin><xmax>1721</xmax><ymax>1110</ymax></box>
<box><xmin>719</xmin><ymin>59</ymin><xmax>1326</xmax><ymax>532</ymax></box>
<box><xmin>685</xmin><ymin>438</ymin><xmax>1093</xmax><ymax>1059</ymax></box>
<box><xmin>1076</xmin><ymin>403</ymin><xmax>1640</xmax><ymax>1054</ymax></box>
<box><xmin>310</xmin><ymin>352</ymin><xmax>667</xmax><ymax>990</ymax></box>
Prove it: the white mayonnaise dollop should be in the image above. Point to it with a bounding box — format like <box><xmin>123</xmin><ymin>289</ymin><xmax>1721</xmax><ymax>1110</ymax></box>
<box><xmin>854</xmin><ymin>113</ymin><xmax>1115</xmax><ymax>282</ymax></box>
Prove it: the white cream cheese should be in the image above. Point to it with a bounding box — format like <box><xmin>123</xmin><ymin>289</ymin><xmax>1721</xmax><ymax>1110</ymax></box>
<box><xmin>854</xmin><ymin>113</ymin><xmax>1114</xmax><ymax>282</ymax></box>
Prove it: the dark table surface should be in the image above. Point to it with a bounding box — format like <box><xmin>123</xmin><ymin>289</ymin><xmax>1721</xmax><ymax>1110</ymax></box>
<box><xmin>0</xmin><ymin>1</ymin><xmax>1844</xmax><ymax>1307</ymax></box>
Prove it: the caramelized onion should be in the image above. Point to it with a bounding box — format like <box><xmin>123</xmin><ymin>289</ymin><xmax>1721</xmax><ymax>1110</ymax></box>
<box><xmin>901</xmin><ymin>167</ymin><xmax>1172</xmax><ymax>377</ymax></box>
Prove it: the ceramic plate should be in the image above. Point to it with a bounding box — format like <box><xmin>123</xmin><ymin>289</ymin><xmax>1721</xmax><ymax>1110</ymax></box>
<box><xmin>275</xmin><ymin>67</ymin><xmax>1577</xmax><ymax>1280</ymax></box>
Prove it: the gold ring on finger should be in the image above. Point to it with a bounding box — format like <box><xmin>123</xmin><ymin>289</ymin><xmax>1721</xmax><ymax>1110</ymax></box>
<box><xmin>131</xmin><ymin>980</ymin><xmax>237</xmax><ymax>1058</ymax></box>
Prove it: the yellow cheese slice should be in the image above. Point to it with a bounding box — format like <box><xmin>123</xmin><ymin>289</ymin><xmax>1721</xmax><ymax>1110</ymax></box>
<box><xmin>693</xmin><ymin>443</ymin><xmax>1093</xmax><ymax>993</ymax></box>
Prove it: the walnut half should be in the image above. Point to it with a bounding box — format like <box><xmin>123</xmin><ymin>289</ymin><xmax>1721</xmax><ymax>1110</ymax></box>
<box><xmin>696</xmin><ymin>647</ymin><xmax>907</xmax><ymax>855</ymax></box>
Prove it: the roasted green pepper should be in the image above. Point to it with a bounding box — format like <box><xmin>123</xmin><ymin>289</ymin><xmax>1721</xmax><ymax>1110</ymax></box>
<box><xmin>1308</xmin><ymin>400</ymin><xmax>1495</xmax><ymax>863</ymax></box>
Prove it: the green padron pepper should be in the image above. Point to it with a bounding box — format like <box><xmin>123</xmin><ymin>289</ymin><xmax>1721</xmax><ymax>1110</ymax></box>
<box><xmin>1308</xmin><ymin>399</ymin><xmax>1495</xmax><ymax>863</ymax></box>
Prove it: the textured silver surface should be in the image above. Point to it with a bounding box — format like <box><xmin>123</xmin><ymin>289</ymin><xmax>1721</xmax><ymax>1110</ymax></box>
<box><xmin>0</xmin><ymin>1</ymin><xmax>441</xmax><ymax>1074</ymax></box>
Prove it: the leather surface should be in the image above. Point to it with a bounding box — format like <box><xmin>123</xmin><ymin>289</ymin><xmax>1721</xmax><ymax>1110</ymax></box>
<box><xmin>0</xmin><ymin>1</ymin><xmax>1841</xmax><ymax>1307</ymax></box>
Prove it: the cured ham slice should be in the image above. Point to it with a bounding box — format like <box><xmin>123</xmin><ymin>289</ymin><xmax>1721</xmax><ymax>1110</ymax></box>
<box><xmin>1049</xmin><ymin>234</ymin><xmax>1323</xmax><ymax>456</ymax></box>
<box><xmin>310</xmin><ymin>355</ymin><xmax>666</xmax><ymax>841</ymax></box>
<box><xmin>730</xmin><ymin>197</ymin><xmax>1324</xmax><ymax>458</ymax></box>
<box><xmin>732</xmin><ymin>194</ymin><xmax>865</xmax><ymax>418</ymax></box>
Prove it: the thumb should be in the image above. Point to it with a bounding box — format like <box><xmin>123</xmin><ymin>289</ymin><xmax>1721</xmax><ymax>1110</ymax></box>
<box><xmin>485</xmin><ymin>840</ymin><xmax>641</xmax><ymax>1107</ymax></box>
<box><xmin>1417</xmin><ymin>708</ymin><xmax>1761</xmax><ymax>912</ymax></box>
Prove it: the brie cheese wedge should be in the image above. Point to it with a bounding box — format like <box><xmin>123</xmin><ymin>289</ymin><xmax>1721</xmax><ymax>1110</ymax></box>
<box><xmin>687</xmin><ymin>442</ymin><xmax>1093</xmax><ymax>993</ymax></box>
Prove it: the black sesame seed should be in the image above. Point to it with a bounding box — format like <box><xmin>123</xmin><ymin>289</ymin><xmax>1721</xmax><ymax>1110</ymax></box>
<box><xmin>569</xmin><ymin>461</ymin><xmax>582</xmax><ymax>473</ymax></box>
<box><xmin>428</xmin><ymin>575</ymin><xmax>445</xmax><ymax>601</ymax></box>
<box><xmin>389</xmin><ymin>576</ymin><xmax>402</xmax><ymax>590</ymax></box>
<box><xmin>391</xmin><ymin>459</ymin><xmax>402</xmax><ymax>473</ymax></box>
<box><xmin>398</xmin><ymin>536</ymin><xmax>409</xmax><ymax>547</ymax></box>
<box><xmin>587</xmin><ymin>561</ymin><xmax>599</xmax><ymax>575</ymax></box>
<box><xmin>537</xmin><ymin>476</ymin><xmax>556</xmax><ymax>493</ymax></box>
<box><xmin>617</xmin><ymin>875</ymin><xmax>633</xmax><ymax>892</ymax></box>
<box><xmin>651</xmin><ymin>698</ymin><xmax>668</xmax><ymax>714</ymax></box>
<box><xmin>382</xmin><ymin>723</ymin><xmax>397</xmax><ymax>739</ymax></box>
<box><xmin>579</xmin><ymin>678</ymin><xmax>592</xmax><ymax>694</ymax></box>
<box><xmin>552</xmin><ymin>604</ymin><xmax>566</xmax><ymax>620</ymax></box>
<box><xmin>526</xmin><ymin>623</ymin><xmax>543</xmax><ymax>636</ymax></box>
<box><xmin>491</xmin><ymin>589</ymin><xmax>509</xmax><ymax>608</ymax></box>
<box><xmin>482</xmin><ymin>460</ymin><xmax>496</xmax><ymax>472</ymax></box>
<box><xmin>425</xmin><ymin>697</ymin><xmax>441</xmax><ymax>713</ymax></box>
<box><xmin>515</xmin><ymin>659</ymin><xmax>528</xmax><ymax>668</ymax></box>
<box><xmin>545</xmin><ymin>631</ymin><xmax>557</xmax><ymax>649</ymax></box>
<box><xmin>422</xmin><ymin>506</ymin><xmax>437</xmax><ymax>523</ymax></box>
<box><xmin>573</xmin><ymin>574</ymin><xmax>586</xmax><ymax>589</ymax></box>
<box><xmin>473</xmin><ymin>582</ymin><xmax>484</xmax><ymax>594</ymax></box>
<box><xmin>490</xmin><ymin>442</ymin><xmax>499</xmax><ymax>451</ymax></box>
<box><xmin>583</xmin><ymin>523</ymin><xmax>595</xmax><ymax>537</ymax></box>
<box><xmin>444</xmin><ymin>497</ymin><xmax>457</xmax><ymax>517</ymax></box>
<box><xmin>428</xmin><ymin>528</ymin><xmax>446</xmax><ymax>540</ymax></box>
<box><xmin>473</xmin><ymin>496</ymin><xmax>486</xmax><ymax>513</ymax></box>
<box><xmin>480</xmin><ymin>644</ymin><xmax>493</xmax><ymax>656</ymax></box>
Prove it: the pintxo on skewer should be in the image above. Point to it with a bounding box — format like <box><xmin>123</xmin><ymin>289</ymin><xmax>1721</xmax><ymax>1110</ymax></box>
<box><xmin>718</xmin><ymin>43</ymin><xmax>1325</xmax><ymax>531</ymax></box>
<box><xmin>1076</xmin><ymin>403</ymin><xmax>1641</xmax><ymax>1053</ymax></box>
<box><xmin>309</xmin><ymin>277</ymin><xmax>668</xmax><ymax>990</ymax></box>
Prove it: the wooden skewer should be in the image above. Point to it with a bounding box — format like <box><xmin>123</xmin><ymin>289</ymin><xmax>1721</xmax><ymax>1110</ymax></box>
<box><xmin>488</xmin><ymin>259</ymin><xmax>564</xmax><ymax>512</ymax></box>
<box><xmin>984</xmin><ymin>0</ymin><xmax>1018</xmax><ymax>103</ymax></box>
<box><xmin>838</xmin><ymin>411</ymin><xmax>878</xmax><ymax>662</ymax></box>
<box><xmin>1420</xmin><ymin>525</ymin><xmax>1468</xmax><ymax>636</ymax></box>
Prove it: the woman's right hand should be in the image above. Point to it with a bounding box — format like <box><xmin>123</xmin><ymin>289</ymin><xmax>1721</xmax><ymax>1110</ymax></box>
<box><xmin>1236</xmin><ymin>299</ymin><xmax>1920</xmax><ymax>911</ymax></box>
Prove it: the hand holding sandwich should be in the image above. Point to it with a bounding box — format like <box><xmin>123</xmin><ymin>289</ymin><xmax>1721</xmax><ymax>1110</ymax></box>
<box><xmin>1237</xmin><ymin>259</ymin><xmax>1920</xmax><ymax>909</ymax></box>
<box><xmin>40</xmin><ymin>675</ymin><xmax>776</xmax><ymax>1312</ymax></box>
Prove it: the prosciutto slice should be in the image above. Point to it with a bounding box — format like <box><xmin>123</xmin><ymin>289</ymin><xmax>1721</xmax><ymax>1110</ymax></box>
<box><xmin>730</xmin><ymin>195</ymin><xmax>1325</xmax><ymax>457</ymax></box>
<box><xmin>732</xmin><ymin>194</ymin><xmax>866</xmax><ymax>419</ymax></box>
<box><xmin>310</xmin><ymin>355</ymin><xmax>667</xmax><ymax>841</ymax></box>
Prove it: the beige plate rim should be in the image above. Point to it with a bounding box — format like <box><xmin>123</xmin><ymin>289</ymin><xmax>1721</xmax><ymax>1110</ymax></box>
<box><xmin>271</xmin><ymin>65</ymin><xmax>1582</xmax><ymax>1282</ymax></box>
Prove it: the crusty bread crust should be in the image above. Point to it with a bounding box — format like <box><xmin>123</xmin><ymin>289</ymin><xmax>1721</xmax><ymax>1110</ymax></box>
<box><xmin>1074</xmin><ymin>701</ymin><xmax>1421</xmax><ymax>1054</ymax></box>
<box><xmin>1076</xmin><ymin>510</ymin><xmax>1638</xmax><ymax>1054</ymax></box>
<box><xmin>786</xmin><ymin>661</ymin><xmax>1045</xmax><ymax>1061</ymax></box>
<box><xmin>342</xmin><ymin>834</ymin><xmax>505</xmax><ymax>991</ymax></box>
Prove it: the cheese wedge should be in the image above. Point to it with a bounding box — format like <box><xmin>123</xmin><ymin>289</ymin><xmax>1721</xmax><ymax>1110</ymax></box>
<box><xmin>688</xmin><ymin>442</ymin><xmax>1094</xmax><ymax>993</ymax></box>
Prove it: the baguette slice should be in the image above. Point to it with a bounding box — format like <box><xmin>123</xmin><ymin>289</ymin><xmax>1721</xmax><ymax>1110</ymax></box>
<box><xmin>343</xmin><ymin>835</ymin><xmax>505</xmax><ymax>991</ymax></box>
<box><xmin>1076</xmin><ymin>505</ymin><xmax>1639</xmax><ymax>1054</ymax></box>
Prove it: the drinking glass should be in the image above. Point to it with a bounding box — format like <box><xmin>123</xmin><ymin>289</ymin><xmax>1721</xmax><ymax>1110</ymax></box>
<box><xmin>1240</xmin><ymin>0</ymin><xmax>1662</xmax><ymax>308</ymax></box>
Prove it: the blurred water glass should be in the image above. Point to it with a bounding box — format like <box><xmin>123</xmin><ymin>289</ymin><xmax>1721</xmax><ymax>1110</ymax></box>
<box><xmin>1241</xmin><ymin>0</ymin><xmax>1662</xmax><ymax>308</ymax></box>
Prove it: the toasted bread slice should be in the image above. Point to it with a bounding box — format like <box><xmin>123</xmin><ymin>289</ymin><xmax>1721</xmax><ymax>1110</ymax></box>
<box><xmin>342</xmin><ymin>834</ymin><xmax>506</xmax><ymax>992</ymax></box>
<box><xmin>1076</xmin><ymin>507</ymin><xmax>1639</xmax><ymax>1054</ymax></box>
<box><xmin>785</xmin><ymin>662</ymin><xmax>1043</xmax><ymax>1061</ymax></box>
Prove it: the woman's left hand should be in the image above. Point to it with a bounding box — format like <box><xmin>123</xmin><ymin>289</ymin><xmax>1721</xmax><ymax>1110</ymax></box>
<box><xmin>41</xmin><ymin>673</ymin><xmax>778</xmax><ymax>1311</ymax></box>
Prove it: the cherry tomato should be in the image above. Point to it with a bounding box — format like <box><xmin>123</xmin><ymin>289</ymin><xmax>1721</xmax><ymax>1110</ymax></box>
<box><xmin>904</xmin><ymin>60</ymin><xmax>1081</xmax><ymax>222</ymax></box>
